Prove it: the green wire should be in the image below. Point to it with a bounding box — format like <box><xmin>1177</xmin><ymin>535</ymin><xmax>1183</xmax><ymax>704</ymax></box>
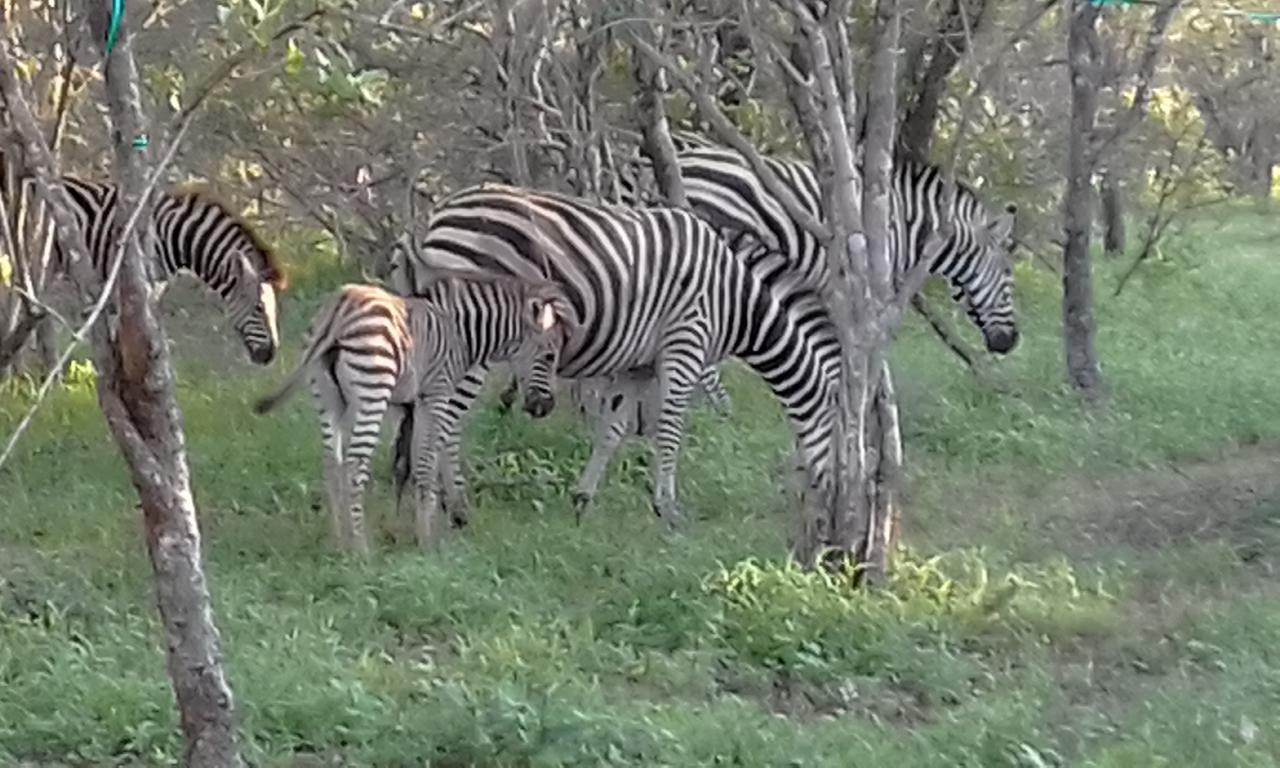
<box><xmin>104</xmin><ymin>0</ymin><xmax>124</xmax><ymax>56</ymax></box>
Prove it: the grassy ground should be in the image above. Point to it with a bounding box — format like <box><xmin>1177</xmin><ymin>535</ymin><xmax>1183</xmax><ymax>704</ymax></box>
<box><xmin>2</xmin><ymin>207</ymin><xmax>1280</xmax><ymax>766</ymax></box>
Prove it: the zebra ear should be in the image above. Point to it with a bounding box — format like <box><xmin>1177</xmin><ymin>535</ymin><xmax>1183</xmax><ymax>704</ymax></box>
<box><xmin>545</xmin><ymin>293</ymin><xmax>580</xmax><ymax>337</ymax></box>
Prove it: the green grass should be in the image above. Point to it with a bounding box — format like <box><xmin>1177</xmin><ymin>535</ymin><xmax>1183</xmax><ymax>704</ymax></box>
<box><xmin>3</xmin><ymin>208</ymin><xmax>1280</xmax><ymax>765</ymax></box>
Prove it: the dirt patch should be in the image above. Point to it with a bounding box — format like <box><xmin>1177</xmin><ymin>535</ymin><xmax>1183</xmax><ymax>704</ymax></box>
<box><xmin>1035</xmin><ymin>443</ymin><xmax>1280</xmax><ymax>559</ymax></box>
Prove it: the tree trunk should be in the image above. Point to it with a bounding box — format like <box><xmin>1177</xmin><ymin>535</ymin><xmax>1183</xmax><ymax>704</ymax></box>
<box><xmin>1244</xmin><ymin>122</ymin><xmax>1275</xmax><ymax>199</ymax></box>
<box><xmin>632</xmin><ymin>25</ymin><xmax>687</xmax><ymax>210</ymax></box>
<box><xmin>1062</xmin><ymin>0</ymin><xmax>1104</xmax><ymax>399</ymax></box>
<box><xmin>899</xmin><ymin>0</ymin><xmax>990</xmax><ymax>163</ymax></box>
<box><xmin>866</xmin><ymin>362</ymin><xmax>903</xmax><ymax>568</ymax></box>
<box><xmin>1099</xmin><ymin>168</ymin><xmax>1125</xmax><ymax>258</ymax></box>
<box><xmin>90</xmin><ymin>16</ymin><xmax>245</xmax><ymax>767</ymax></box>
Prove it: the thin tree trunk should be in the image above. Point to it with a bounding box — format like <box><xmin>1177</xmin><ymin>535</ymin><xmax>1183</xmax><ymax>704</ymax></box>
<box><xmin>1062</xmin><ymin>0</ymin><xmax>1104</xmax><ymax>399</ymax></box>
<box><xmin>90</xmin><ymin>14</ymin><xmax>245</xmax><ymax>766</ymax></box>
<box><xmin>632</xmin><ymin>23</ymin><xmax>687</xmax><ymax>209</ymax></box>
<box><xmin>866</xmin><ymin>361</ymin><xmax>903</xmax><ymax>568</ymax></box>
<box><xmin>1099</xmin><ymin>168</ymin><xmax>1124</xmax><ymax>258</ymax></box>
<box><xmin>899</xmin><ymin>0</ymin><xmax>990</xmax><ymax>163</ymax></box>
<box><xmin>844</xmin><ymin>0</ymin><xmax>901</xmax><ymax>584</ymax></box>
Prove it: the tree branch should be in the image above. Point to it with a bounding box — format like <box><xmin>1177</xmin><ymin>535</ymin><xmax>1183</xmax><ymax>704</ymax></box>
<box><xmin>1089</xmin><ymin>0</ymin><xmax>1184</xmax><ymax>162</ymax></box>
<box><xmin>630</xmin><ymin>32</ymin><xmax>832</xmax><ymax>243</ymax></box>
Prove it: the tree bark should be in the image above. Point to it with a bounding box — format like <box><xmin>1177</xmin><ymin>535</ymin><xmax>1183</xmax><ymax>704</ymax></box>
<box><xmin>632</xmin><ymin>22</ymin><xmax>687</xmax><ymax>209</ymax></box>
<box><xmin>841</xmin><ymin>0</ymin><xmax>901</xmax><ymax>584</ymax></box>
<box><xmin>899</xmin><ymin>0</ymin><xmax>990</xmax><ymax>163</ymax></box>
<box><xmin>87</xmin><ymin>10</ymin><xmax>246</xmax><ymax>766</ymax></box>
<box><xmin>1099</xmin><ymin>168</ymin><xmax>1124</xmax><ymax>258</ymax></box>
<box><xmin>1062</xmin><ymin>0</ymin><xmax>1104</xmax><ymax>398</ymax></box>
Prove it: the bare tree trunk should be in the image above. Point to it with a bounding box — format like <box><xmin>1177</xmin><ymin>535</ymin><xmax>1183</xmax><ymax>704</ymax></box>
<box><xmin>865</xmin><ymin>361</ymin><xmax>903</xmax><ymax>568</ymax></box>
<box><xmin>899</xmin><ymin>0</ymin><xmax>990</xmax><ymax>163</ymax></box>
<box><xmin>1099</xmin><ymin>168</ymin><xmax>1124</xmax><ymax>258</ymax></box>
<box><xmin>632</xmin><ymin>21</ymin><xmax>687</xmax><ymax>209</ymax></box>
<box><xmin>96</xmin><ymin>22</ymin><xmax>244</xmax><ymax>767</ymax></box>
<box><xmin>841</xmin><ymin>0</ymin><xmax>902</xmax><ymax>584</ymax></box>
<box><xmin>1062</xmin><ymin>0</ymin><xmax>1104</xmax><ymax>399</ymax></box>
<box><xmin>0</xmin><ymin>7</ymin><xmax>245</xmax><ymax>763</ymax></box>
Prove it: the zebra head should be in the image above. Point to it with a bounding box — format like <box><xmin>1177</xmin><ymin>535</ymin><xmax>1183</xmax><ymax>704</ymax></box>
<box><xmin>943</xmin><ymin>201</ymin><xmax>1019</xmax><ymax>355</ymax></box>
<box><xmin>225</xmin><ymin>243</ymin><xmax>287</xmax><ymax>366</ymax></box>
<box><xmin>506</xmin><ymin>282</ymin><xmax>578</xmax><ymax>419</ymax></box>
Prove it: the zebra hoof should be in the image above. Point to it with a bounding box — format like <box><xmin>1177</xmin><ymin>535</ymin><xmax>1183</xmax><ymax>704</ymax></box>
<box><xmin>651</xmin><ymin>501</ymin><xmax>684</xmax><ymax>530</ymax></box>
<box><xmin>443</xmin><ymin>494</ymin><xmax>470</xmax><ymax>530</ymax></box>
<box><xmin>571</xmin><ymin>490</ymin><xmax>593</xmax><ymax>525</ymax></box>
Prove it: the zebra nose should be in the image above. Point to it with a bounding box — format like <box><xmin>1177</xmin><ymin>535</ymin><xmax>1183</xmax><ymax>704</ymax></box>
<box><xmin>984</xmin><ymin>327</ymin><xmax>1019</xmax><ymax>355</ymax></box>
<box><xmin>524</xmin><ymin>395</ymin><xmax>554</xmax><ymax>419</ymax></box>
<box><xmin>249</xmin><ymin>344</ymin><xmax>276</xmax><ymax>365</ymax></box>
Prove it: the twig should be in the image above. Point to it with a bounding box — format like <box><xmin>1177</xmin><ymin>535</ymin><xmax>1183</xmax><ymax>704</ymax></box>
<box><xmin>1088</xmin><ymin>0</ymin><xmax>1184</xmax><ymax>163</ymax></box>
<box><xmin>911</xmin><ymin>294</ymin><xmax>979</xmax><ymax>369</ymax></box>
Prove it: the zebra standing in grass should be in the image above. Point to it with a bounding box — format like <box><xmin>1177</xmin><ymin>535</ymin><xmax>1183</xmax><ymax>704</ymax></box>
<box><xmin>15</xmin><ymin>174</ymin><xmax>287</xmax><ymax>364</ymax></box>
<box><xmin>669</xmin><ymin>143</ymin><xmax>1021</xmax><ymax>353</ymax></box>
<box><xmin>389</xmin><ymin>183</ymin><xmax>843</xmax><ymax>526</ymax></box>
<box><xmin>253</xmin><ymin>271</ymin><xmax>578</xmax><ymax>553</ymax></box>
<box><xmin>494</xmin><ymin>140</ymin><xmax>1021</xmax><ymax>413</ymax></box>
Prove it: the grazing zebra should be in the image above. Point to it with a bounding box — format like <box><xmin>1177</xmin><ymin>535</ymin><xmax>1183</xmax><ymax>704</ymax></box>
<box><xmin>493</xmin><ymin>140</ymin><xmax>1020</xmax><ymax>414</ymax></box>
<box><xmin>253</xmin><ymin>272</ymin><xmax>577</xmax><ymax>553</ymax></box>
<box><xmin>668</xmin><ymin>144</ymin><xmax>1021</xmax><ymax>353</ymax></box>
<box><xmin>389</xmin><ymin>183</ymin><xmax>843</xmax><ymax>526</ymax></box>
<box><xmin>36</xmin><ymin>176</ymin><xmax>287</xmax><ymax>364</ymax></box>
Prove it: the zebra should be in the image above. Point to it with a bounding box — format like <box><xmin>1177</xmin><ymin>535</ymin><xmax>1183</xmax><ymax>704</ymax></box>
<box><xmin>388</xmin><ymin>183</ymin><xmax>843</xmax><ymax>527</ymax></box>
<box><xmin>669</xmin><ymin>144</ymin><xmax>1021</xmax><ymax>353</ymax></box>
<box><xmin>252</xmin><ymin>271</ymin><xmax>578</xmax><ymax>553</ymax></box>
<box><xmin>7</xmin><ymin>173</ymin><xmax>286</xmax><ymax>364</ymax></box>
<box><xmin>492</xmin><ymin>140</ymin><xmax>1020</xmax><ymax>414</ymax></box>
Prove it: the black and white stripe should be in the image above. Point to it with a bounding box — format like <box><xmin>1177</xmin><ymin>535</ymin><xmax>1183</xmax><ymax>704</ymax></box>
<box><xmin>50</xmin><ymin>176</ymin><xmax>286</xmax><ymax>364</ymax></box>
<box><xmin>390</xmin><ymin>184</ymin><xmax>842</xmax><ymax>525</ymax></box>
<box><xmin>254</xmin><ymin>274</ymin><xmax>576</xmax><ymax>552</ymax></box>
<box><xmin>666</xmin><ymin>145</ymin><xmax>1021</xmax><ymax>353</ymax></box>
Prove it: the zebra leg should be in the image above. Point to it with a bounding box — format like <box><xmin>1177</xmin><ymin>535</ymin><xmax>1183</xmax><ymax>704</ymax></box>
<box><xmin>340</xmin><ymin>388</ymin><xmax>392</xmax><ymax>557</ymax></box>
<box><xmin>650</xmin><ymin>335</ymin><xmax>707</xmax><ymax>528</ymax></box>
<box><xmin>311</xmin><ymin>374</ymin><xmax>351</xmax><ymax>550</ymax></box>
<box><xmin>410</xmin><ymin>395</ymin><xmax>448</xmax><ymax>550</ymax></box>
<box><xmin>699</xmin><ymin>365</ymin><xmax>733</xmax><ymax>417</ymax></box>
<box><xmin>439</xmin><ymin>365</ymin><xmax>487</xmax><ymax>528</ymax></box>
<box><xmin>571</xmin><ymin>385</ymin><xmax>636</xmax><ymax>524</ymax></box>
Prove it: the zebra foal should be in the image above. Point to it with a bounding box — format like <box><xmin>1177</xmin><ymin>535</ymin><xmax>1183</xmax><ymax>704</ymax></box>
<box><xmin>253</xmin><ymin>272</ymin><xmax>577</xmax><ymax>553</ymax></box>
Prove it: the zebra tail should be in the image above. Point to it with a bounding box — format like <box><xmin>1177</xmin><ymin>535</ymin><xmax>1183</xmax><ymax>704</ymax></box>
<box><xmin>252</xmin><ymin>291</ymin><xmax>344</xmax><ymax>414</ymax></box>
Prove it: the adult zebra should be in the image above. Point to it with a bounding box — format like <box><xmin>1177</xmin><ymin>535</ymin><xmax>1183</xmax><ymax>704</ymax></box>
<box><xmin>670</xmin><ymin>144</ymin><xmax>1021</xmax><ymax>354</ymax></box>
<box><xmin>494</xmin><ymin>140</ymin><xmax>1020</xmax><ymax>413</ymax></box>
<box><xmin>6</xmin><ymin>172</ymin><xmax>285</xmax><ymax>364</ymax></box>
<box><xmin>389</xmin><ymin>183</ymin><xmax>841</xmax><ymax>526</ymax></box>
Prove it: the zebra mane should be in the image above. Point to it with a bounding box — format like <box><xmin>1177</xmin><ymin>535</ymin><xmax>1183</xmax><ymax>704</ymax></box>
<box><xmin>169</xmin><ymin>181</ymin><xmax>288</xmax><ymax>292</ymax></box>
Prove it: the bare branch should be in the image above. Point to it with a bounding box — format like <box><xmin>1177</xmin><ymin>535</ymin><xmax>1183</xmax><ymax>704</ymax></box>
<box><xmin>1090</xmin><ymin>0</ymin><xmax>1184</xmax><ymax>162</ymax></box>
<box><xmin>630</xmin><ymin>31</ymin><xmax>832</xmax><ymax>243</ymax></box>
